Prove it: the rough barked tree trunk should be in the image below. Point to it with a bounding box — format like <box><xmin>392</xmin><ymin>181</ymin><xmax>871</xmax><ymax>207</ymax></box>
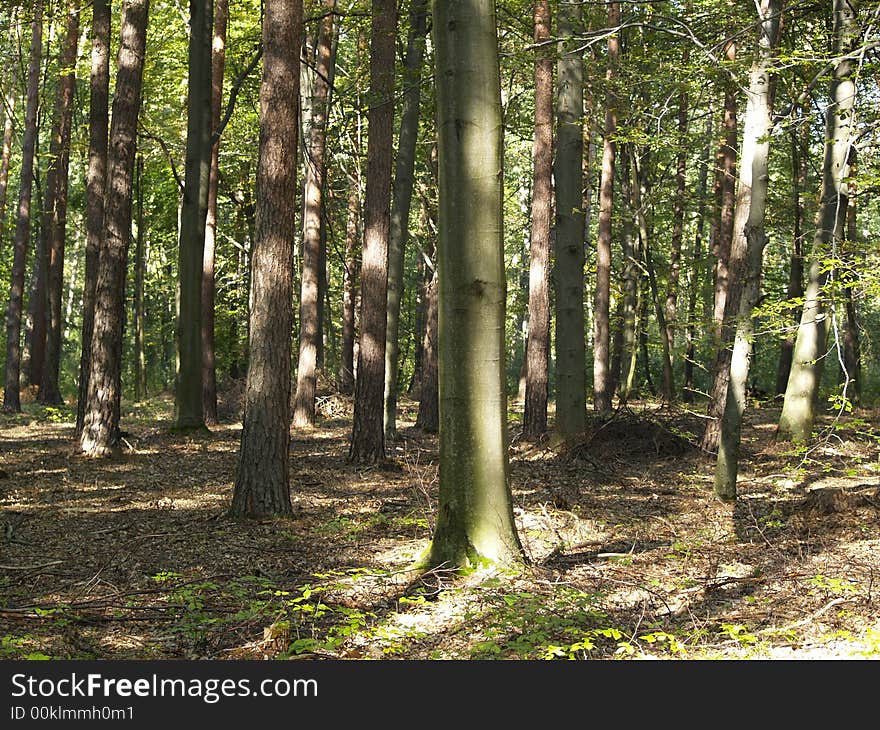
<box><xmin>76</xmin><ymin>0</ymin><xmax>111</xmax><ymax>436</ymax></box>
<box><xmin>522</xmin><ymin>0</ymin><xmax>552</xmax><ymax>440</ymax></box>
<box><xmin>775</xmin><ymin>115</ymin><xmax>806</xmax><ymax>396</ymax></box>
<box><xmin>175</xmin><ymin>0</ymin><xmax>214</xmax><ymax>431</ymax></box>
<box><xmin>841</xmin><ymin>159</ymin><xmax>860</xmax><ymax>405</ymax></box>
<box><xmin>39</xmin><ymin>3</ymin><xmax>80</xmax><ymax>406</ymax></box>
<box><xmin>425</xmin><ymin>0</ymin><xmax>523</xmax><ymax>572</ymax></box>
<box><xmin>294</xmin><ymin>0</ymin><xmax>336</xmax><ymax>430</ymax></box>
<box><xmin>714</xmin><ymin>0</ymin><xmax>782</xmax><ymax>499</ymax></box>
<box><xmin>338</xmin><ymin>176</ymin><xmax>359</xmax><ymax>394</ymax></box>
<box><xmin>617</xmin><ymin>144</ymin><xmax>639</xmax><ymax>404</ymax></box>
<box><xmin>554</xmin><ymin>0</ymin><xmax>586</xmax><ymax>437</ymax></box>
<box><xmin>778</xmin><ymin>0</ymin><xmax>858</xmax><ymax>443</ymax></box>
<box><xmin>3</xmin><ymin>1</ymin><xmax>43</xmax><ymax>413</ymax></box>
<box><xmin>383</xmin><ymin>0</ymin><xmax>428</xmax><ymax>440</ymax></box>
<box><xmin>592</xmin><ymin>0</ymin><xmax>618</xmax><ymax>417</ymax></box>
<box><xmin>230</xmin><ymin>0</ymin><xmax>301</xmax><ymax>517</ymax></box>
<box><xmin>202</xmin><ymin>0</ymin><xmax>229</xmax><ymax>426</ymax></box>
<box><xmin>80</xmin><ymin>0</ymin><xmax>149</xmax><ymax>456</ymax></box>
<box><xmin>349</xmin><ymin>0</ymin><xmax>396</xmax><ymax>463</ymax></box>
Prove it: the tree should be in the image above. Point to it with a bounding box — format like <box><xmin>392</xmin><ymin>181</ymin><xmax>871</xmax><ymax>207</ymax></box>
<box><xmin>778</xmin><ymin>0</ymin><xmax>858</xmax><ymax>443</ymax></box>
<box><xmin>230</xmin><ymin>0</ymin><xmax>302</xmax><ymax>517</ymax></box>
<box><xmin>424</xmin><ymin>0</ymin><xmax>523</xmax><ymax>571</ymax></box>
<box><xmin>522</xmin><ymin>0</ymin><xmax>552</xmax><ymax>441</ymax></box>
<box><xmin>714</xmin><ymin>0</ymin><xmax>783</xmax><ymax>500</ymax></box>
<box><xmin>38</xmin><ymin>3</ymin><xmax>81</xmax><ymax>406</ymax></box>
<box><xmin>76</xmin><ymin>0</ymin><xmax>111</xmax><ymax>436</ymax></box>
<box><xmin>554</xmin><ymin>0</ymin><xmax>587</xmax><ymax>436</ymax></box>
<box><xmin>2</xmin><ymin>0</ymin><xmax>42</xmax><ymax>413</ymax></box>
<box><xmin>338</xmin><ymin>177</ymin><xmax>360</xmax><ymax>394</ymax></box>
<box><xmin>349</xmin><ymin>0</ymin><xmax>396</xmax><ymax>463</ymax></box>
<box><xmin>293</xmin><ymin>0</ymin><xmax>336</xmax><ymax>430</ymax></box>
<box><xmin>383</xmin><ymin>0</ymin><xmax>428</xmax><ymax>440</ymax></box>
<box><xmin>175</xmin><ymin>0</ymin><xmax>214</xmax><ymax>431</ymax></box>
<box><xmin>80</xmin><ymin>0</ymin><xmax>150</xmax><ymax>456</ymax></box>
<box><xmin>202</xmin><ymin>0</ymin><xmax>230</xmax><ymax>426</ymax></box>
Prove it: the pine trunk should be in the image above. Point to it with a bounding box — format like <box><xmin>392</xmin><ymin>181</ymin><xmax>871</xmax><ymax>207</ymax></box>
<box><xmin>80</xmin><ymin>0</ymin><xmax>149</xmax><ymax>456</ymax></box>
<box><xmin>230</xmin><ymin>0</ymin><xmax>302</xmax><ymax>517</ymax></box>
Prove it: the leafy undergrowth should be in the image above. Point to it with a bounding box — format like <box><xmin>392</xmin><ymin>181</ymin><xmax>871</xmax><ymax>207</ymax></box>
<box><xmin>1</xmin><ymin>392</ymin><xmax>879</xmax><ymax>661</ymax></box>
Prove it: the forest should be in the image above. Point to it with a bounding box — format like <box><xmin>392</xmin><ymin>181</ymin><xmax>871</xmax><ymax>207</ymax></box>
<box><xmin>0</xmin><ymin>0</ymin><xmax>878</xmax><ymax>662</ymax></box>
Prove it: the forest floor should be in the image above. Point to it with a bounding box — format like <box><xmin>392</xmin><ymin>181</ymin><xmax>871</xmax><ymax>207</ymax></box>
<box><xmin>1</xmin><ymin>387</ymin><xmax>879</xmax><ymax>661</ymax></box>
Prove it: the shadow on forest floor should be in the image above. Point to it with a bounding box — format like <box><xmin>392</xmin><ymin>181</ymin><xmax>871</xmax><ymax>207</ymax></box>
<box><xmin>1</xmin><ymin>391</ymin><xmax>879</xmax><ymax>660</ymax></box>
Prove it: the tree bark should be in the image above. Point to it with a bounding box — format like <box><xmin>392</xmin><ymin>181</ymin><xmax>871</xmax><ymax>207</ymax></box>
<box><xmin>230</xmin><ymin>0</ymin><xmax>302</xmax><ymax>517</ymax></box>
<box><xmin>841</xmin><ymin>158</ymin><xmax>860</xmax><ymax>405</ymax></box>
<box><xmin>592</xmin><ymin>0</ymin><xmax>618</xmax><ymax>417</ymax></box>
<box><xmin>617</xmin><ymin>144</ymin><xmax>639</xmax><ymax>405</ymax></box>
<box><xmin>522</xmin><ymin>0</ymin><xmax>552</xmax><ymax>440</ymax></box>
<box><xmin>415</xmin><ymin>264</ymin><xmax>437</xmax><ymax>432</ymax></box>
<box><xmin>349</xmin><ymin>0</ymin><xmax>396</xmax><ymax>464</ymax></box>
<box><xmin>0</xmin><ymin>51</ymin><xmax>16</xmax><ymax>248</ymax></box>
<box><xmin>80</xmin><ymin>0</ymin><xmax>149</xmax><ymax>456</ymax></box>
<box><xmin>383</xmin><ymin>0</ymin><xmax>428</xmax><ymax>440</ymax></box>
<box><xmin>554</xmin><ymin>0</ymin><xmax>586</xmax><ymax>437</ymax></box>
<box><xmin>338</xmin><ymin>176</ymin><xmax>359</xmax><ymax>394</ymax></box>
<box><xmin>38</xmin><ymin>4</ymin><xmax>80</xmax><ymax>406</ymax></box>
<box><xmin>293</xmin><ymin>0</ymin><xmax>336</xmax><ymax>429</ymax></box>
<box><xmin>174</xmin><ymin>0</ymin><xmax>214</xmax><ymax>431</ymax></box>
<box><xmin>714</xmin><ymin>0</ymin><xmax>783</xmax><ymax>499</ymax></box>
<box><xmin>778</xmin><ymin>0</ymin><xmax>858</xmax><ymax>443</ymax></box>
<box><xmin>134</xmin><ymin>154</ymin><xmax>147</xmax><ymax>400</ymax></box>
<box><xmin>201</xmin><ymin>0</ymin><xmax>229</xmax><ymax>426</ymax></box>
<box><xmin>775</xmin><ymin>116</ymin><xmax>806</xmax><ymax>396</ymax></box>
<box><xmin>425</xmin><ymin>0</ymin><xmax>523</xmax><ymax>571</ymax></box>
<box><xmin>76</xmin><ymin>0</ymin><xmax>111</xmax><ymax>436</ymax></box>
<box><xmin>3</xmin><ymin>1</ymin><xmax>43</xmax><ymax>413</ymax></box>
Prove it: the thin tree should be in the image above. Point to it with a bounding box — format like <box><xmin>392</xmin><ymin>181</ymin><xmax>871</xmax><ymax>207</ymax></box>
<box><xmin>202</xmin><ymin>0</ymin><xmax>229</xmax><ymax>426</ymax></box>
<box><xmin>778</xmin><ymin>0</ymin><xmax>858</xmax><ymax>443</ymax></box>
<box><xmin>522</xmin><ymin>0</ymin><xmax>552</xmax><ymax>440</ymax></box>
<box><xmin>293</xmin><ymin>0</ymin><xmax>336</xmax><ymax>430</ymax></box>
<box><xmin>38</xmin><ymin>3</ymin><xmax>80</xmax><ymax>406</ymax></box>
<box><xmin>133</xmin><ymin>154</ymin><xmax>147</xmax><ymax>400</ymax></box>
<box><xmin>592</xmin><ymin>0</ymin><xmax>618</xmax><ymax>417</ymax></box>
<box><xmin>175</xmin><ymin>0</ymin><xmax>214</xmax><ymax>431</ymax></box>
<box><xmin>424</xmin><ymin>0</ymin><xmax>523</xmax><ymax>571</ymax></box>
<box><xmin>80</xmin><ymin>0</ymin><xmax>149</xmax><ymax>456</ymax></box>
<box><xmin>338</xmin><ymin>174</ymin><xmax>360</xmax><ymax>394</ymax></box>
<box><xmin>2</xmin><ymin>0</ymin><xmax>43</xmax><ymax>413</ymax></box>
<box><xmin>554</xmin><ymin>0</ymin><xmax>587</xmax><ymax>436</ymax></box>
<box><xmin>0</xmin><ymin>17</ymin><xmax>16</xmax><ymax>247</ymax></box>
<box><xmin>383</xmin><ymin>0</ymin><xmax>428</xmax><ymax>440</ymax></box>
<box><xmin>76</xmin><ymin>0</ymin><xmax>111</xmax><ymax>436</ymax></box>
<box><xmin>230</xmin><ymin>0</ymin><xmax>302</xmax><ymax>517</ymax></box>
<box><xmin>349</xmin><ymin>0</ymin><xmax>396</xmax><ymax>463</ymax></box>
<box><xmin>714</xmin><ymin>0</ymin><xmax>783</xmax><ymax>499</ymax></box>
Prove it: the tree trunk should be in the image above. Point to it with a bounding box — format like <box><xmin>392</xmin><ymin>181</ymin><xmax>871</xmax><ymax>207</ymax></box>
<box><xmin>425</xmin><ymin>0</ymin><xmax>523</xmax><ymax>571</ymax></box>
<box><xmin>592</xmin><ymin>0</ymin><xmax>618</xmax><ymax>417</ymax></box>
<box><xmin>554</xmin><ymin>0</ymin><xmax>587</xmax><ymax>437</ymax></box>
<box><xmin>0</xmin><ymin>60</ymin><xmax>16</xmax><ymax>247</ymax></box>
<box><xmin>293</xmin><ymin>0</ymin><xmax>336</xmax><ymax>429</ymax></box>
<box><xmin>38</xmin><ymin>4</ymin><xmax>80</xmax><ymax>406</ymax></box>
<box><xmin>841</xmin><ymin>160</ymin><xmax>860</xmax><ymax>405</ymax></box>
<box><xmin>76</xmin><ymin>0</ymin><xmax>111</xmax><ymax>436</ymax></box>
<box><xmin>713</xmin><ymin>0</ymin><xmax>783</xmax><ymax>500</ymax></box>
<box><xmin>338</xmin><ymin>177</ymin><xmax>359</xmax><ymax>394</ymax></box>
<box><xmin>230</xmin><ymin>0</ymin><xmax>302</xmax><ymax>517</ymax></box>
<box><xmin>415</xmin><ymin>265</ymin><xmax>437</xmax><ymax>432</ymax></box>
<box><xmin>201</xmin><ymin>0</ymin><xmax>229</xmax><ymax>426</ymax></box>
<box><xmin>683</xmin><ymin>119</ymin><xmax>712</xmax><ymax>402</ymax></box>
<box><xmin>665</xmin><ymin>60</ymin><xmax>688</xmax><ymax>354</ymax></box>
<box><xmin>174</xmin><ymin>0</ymin><xmax>213</xmax><ymax>431</ymax></box>
<box><xmin>80</xmin><ymin>0</ymin><xmax>149</xmax><ymax>456</ymax></box>
<box><xmin>349</xmin><ymin>0</ymin><xmax>396</xmax><ymax>464</ymax></box>
<box><xmin>522</xmin><ymin>0</ymin><xmax>552</xmax><ymax>440</ymax></box>
<box><xmin>134</xmin><ymin>155</ymin><xmax>147</xmax><ymax>400</ymax></box>
<box><xmin>25</xmin><ymin>217</ymin><xmax>47</xmax><ymax>389</ymax></box>
<box><xmin>3</xmin><ymin>1</ymin><xmax>43</xmax><ymax>413</ymax></box>
<box><xmin>775</xmin><ymin>116</ymin><xmax>806</xmax><ymax>396</ymax></box>
<box><xmin>778</xmin><ymin>0</ymin><xmax>857</xmax><ymax>443</ymax></box>
<box><xmin>383</xmin><ymin>0</ymin><xmax>428</xmax><ymax>440</ymax></box>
